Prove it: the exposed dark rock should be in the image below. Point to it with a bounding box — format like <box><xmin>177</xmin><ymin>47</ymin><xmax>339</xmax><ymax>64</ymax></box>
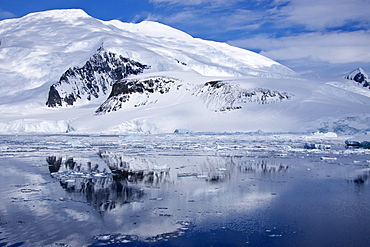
<box><xmin>46</xmin><ymin>48</ymin><xmax>150</xmax><ymax>107</ymax></box>
<box><xmin>46</xmin><ymin>85</ymin><xmax>62</xmax><ymax>107</ymax></box>
<box><xmin>95</xmin><ymin>77</ymin><xmax>292</xmax><ymax>115</ymax></box>
<box><xmin>344</xmin><ymin>68</ymin><xmax>370</xmax><ymax>89</ymax></box>
<box><xmin>194</xmin><ymin>80</ymin><xmax>292</xmax><ymax>112</ymax></box>
<box><xmin>95</xmin><ymin>77</ymin><xmax>180</xmax><ymax>114</ymax></box>
<box><xmin>205</xmin><ymin>80</ymin><xmax>224</xmax><ymax>88</ymax></box>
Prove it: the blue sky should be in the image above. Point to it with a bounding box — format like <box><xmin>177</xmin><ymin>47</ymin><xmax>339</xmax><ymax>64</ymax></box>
<box><xmin>1</xmin><ymin>0</ymin><xmax>370</xmax><ymax>77</ymax></box>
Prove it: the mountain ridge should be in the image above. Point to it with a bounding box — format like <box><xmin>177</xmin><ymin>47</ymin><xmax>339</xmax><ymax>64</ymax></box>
<box><xmin>0</xmin><ymin>9</ymin><xmax>369</xmax><ymax>134</ymax></box>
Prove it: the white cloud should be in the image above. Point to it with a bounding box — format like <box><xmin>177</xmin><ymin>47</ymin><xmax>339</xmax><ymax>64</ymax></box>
<box><xmin>149</xmin><ymin>0</ymin><xmax>242</xmax><ymax>6</ymax></box>
<box><xmin>229</xmin><ymin>31</ymin><xmax>370</xmax><ymax>64</ymax></box>
<box><xmin>0</xmin><ymin>9</ymin><xmax>16</xmax><ymax>19</ymax></box>
<box><xmin>145</xmin><ymin>0</ymin><xmax>370</xmax><ymax>71</ymax></box>
<box><xmin>149</xmin><ymin>0</ymin><xmax>206</xmax><ymax>4</ymax></box>
<box><xmin>131</xmin><ymin>11</ymin><xmax>161</xmax><ymax>23</ymax></box>
<box><xmin>161</xmin><ymin>10</ymin><xmax>197</xmax><ymax>23</ymax></box>
<box><xmin>160</xmin><ymin>8</ymin><xmax>261</xmax><ymax>32</ymax></box>
<box><xmin>148</xmin><ymin>0</ymin><xmax>370</xmax><ymax>37</ymax></box>
<box><xmin>279</xmin><ymin>0</ymin><xmax>370</xmax><ymax>30</ymax></box>
<box><xmin>149</xmin><ymin>0</ymin><xmax>370</xmax><ymax>28</ymax></box>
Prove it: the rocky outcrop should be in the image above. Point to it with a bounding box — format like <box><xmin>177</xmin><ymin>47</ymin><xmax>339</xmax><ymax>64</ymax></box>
<box><xmin>344</xmin><ymin>68</ymin><xmax>370</xmax><ymax>88</ymax></box>
<box><xmin>194</xmin><ymin>80</ymin><xmax>292</xmax><ymax>112</ymax></box>
<box><xmin>95</xmin><ymin>77</ymin><xmax>181</xmax><ymax>114</ymax></box>
<box><xmin>46</xmin><ymin>48</ymin><xmax>150</xmax><ymax>107</ymax></box>
<box><xmin>95</xmin><ymin>78</ymin><xmax>292</xmax><ymax>115</ymax></box>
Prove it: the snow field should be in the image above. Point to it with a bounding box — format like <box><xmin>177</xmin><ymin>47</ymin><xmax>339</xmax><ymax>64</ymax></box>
<box><xmin>0</xmin><ymin>9</ymin><xmax>369</xmax><ymax>134</ymax></box>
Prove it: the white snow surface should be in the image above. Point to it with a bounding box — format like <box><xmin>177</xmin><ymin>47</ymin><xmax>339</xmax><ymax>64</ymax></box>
<box><xmin>0</xmin><ymin>9</ymin><xmax>370</xmax><ymax>134</ymax></box>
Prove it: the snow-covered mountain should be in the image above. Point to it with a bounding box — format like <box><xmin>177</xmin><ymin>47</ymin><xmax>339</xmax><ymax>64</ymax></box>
<box><xmin>0</xmin><ymin>9</ymin><xmax>370</xmax><ymax>134</ymax></box>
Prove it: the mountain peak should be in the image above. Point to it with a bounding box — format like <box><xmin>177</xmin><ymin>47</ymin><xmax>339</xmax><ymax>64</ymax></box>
<box><xmin>345</xmin><ymin>67</ymin><xmax>368</xmax><ymax>78</ymax></box>
<box><xmin>106</xmin><ymin>19</ymin><xmax>193</xmax><ymax>40</ymax></box>
<box><xmin>22</xmin><ymin>9</ymin><xmax>90</xmax><ymax>20</ymax></box>
<box><xmin>344</xmin><ymin>68</ymin><xmax>370</xmax><ymax>88</ymax></box>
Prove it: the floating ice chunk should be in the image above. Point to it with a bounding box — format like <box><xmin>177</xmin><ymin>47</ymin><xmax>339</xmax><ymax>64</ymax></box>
<box><xmin>121</xmin><ymin>134</ymin><xmax>141</xmax><ymax>140</ymax></box>
<box><xmin>174</xmin><ymin>129</ymin><xmax>191</xmax><ymax>134</ymax></box>
<box><xmin>313</xmin><ymin>132</ymin><xmax>338</xmax><ymax>138</ymax></box>
<box><xmin>96</xmin><ymin>235</ymin><xmax>111</xmax><ymax>241</ymax></box>
<box><xmin>269</xmin><ymin>234</ymin><xmax>283</xmax><ymax>238</ymax></box>
<box><xmin>20</xmin><ymin>188</ymin><xmax>40</xmax><ymax>193</ymax></box>
<box><xmin>68</xmin><ymin>140</ymin><xmax>91</xmax><ymax>148</ymax></box>
<box><xmin>196</xmin><ymin>175</ymin><xmax>208</xmax><ymax>179</ymax></box>
<box><xmin>177</xmin><ymin>172</ymin><xmax>197</xmax><ymax>177</ymax></box>
<box><xmin>304</xmin><ymin>143</ymin><xmax>331</xmax><ymax>150</ymax></box>
<box><xmin>93</xmin><ymin>173</ymin><xmax>107</xmax><ymax>177</ymax></box>
<box><xmin>153</xmin><ymin>165</ymin><xmax>170</xmax><ymax>172</ymax></box>
<box><xmin>320</xmin><ymin>157</ymin><xmax>337</xmax><ymax>161</ymax></box>
<box><xmin>93</xmin><ymin>233</ymin><xmax>139</xmax><ymax>244</ymax></box>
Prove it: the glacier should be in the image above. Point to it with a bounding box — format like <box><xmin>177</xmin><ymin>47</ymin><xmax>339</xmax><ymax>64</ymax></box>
<box><xmin>0</xmin><ymin>9</ymin><xmax>369</xmax><ymax>134</ymax></box>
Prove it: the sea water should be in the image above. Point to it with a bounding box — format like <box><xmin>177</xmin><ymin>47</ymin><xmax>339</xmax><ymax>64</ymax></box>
<box><xmin>0</xmin><ymin>134</ymin><xmax>369</xmax><ymax>246</ymax></box>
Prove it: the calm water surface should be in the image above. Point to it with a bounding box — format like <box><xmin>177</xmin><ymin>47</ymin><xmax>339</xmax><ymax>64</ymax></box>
<box><xmin>0</xmin><ymin>134</ymin><xmax>369</xmax><ymax>246</ymax></box>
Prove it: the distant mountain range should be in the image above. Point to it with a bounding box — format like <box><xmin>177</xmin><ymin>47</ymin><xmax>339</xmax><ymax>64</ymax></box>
<box><xmin>0</xmin><ymin>9</ymin><xmax>369</xmax><ymax>134</ymax></box>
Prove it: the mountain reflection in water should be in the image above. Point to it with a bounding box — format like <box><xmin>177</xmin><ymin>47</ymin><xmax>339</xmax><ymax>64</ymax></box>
<box><xmin>47</xmin><ymin>153</ymin><xmax>289</xmax><ymax>213</ymax></box>
<box><xmin>47</xmin><ymin>156</ymin><xmax>147</xmax><ymax>212</ymax></box>
<box><xmin>1</xmin><ymin>134</ymin><xmax>369</xmax><ymax>247</ymax></box>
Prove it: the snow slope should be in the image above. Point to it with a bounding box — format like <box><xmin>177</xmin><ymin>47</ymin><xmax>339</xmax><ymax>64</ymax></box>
<box><xmin>0</xmin><ymin>9</ymin><xmax>369</xmax><ymax>134</ymax></box>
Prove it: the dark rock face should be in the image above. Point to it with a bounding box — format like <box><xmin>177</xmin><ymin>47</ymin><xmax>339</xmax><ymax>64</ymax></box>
<box><xmin>194</xmin><ymin>80</ymin><xmax>292</xmax><ymax>112</ymax></box>
<box><xmin>46</xmin><ymin>49</ymin><xmax>150</xmax><ymax>107</ymax></box>
<box><xmin>344</xmin><ymin>68</ymin><xmax>370</xmax><ymax>88</ymax></box>
<box><xmin>95</xmin><ymin>77</ymin><xmax>179</xmax><ymax>114</ymax></box>
<box><xmin>46</xmin><ymin>85</ymin><xmax>62</xmax><ymax>108</ymax></box>
<box><xmin>95</xmin><ymin>77</ymin><xmax>293</xmax><ymax>115</ymax></box>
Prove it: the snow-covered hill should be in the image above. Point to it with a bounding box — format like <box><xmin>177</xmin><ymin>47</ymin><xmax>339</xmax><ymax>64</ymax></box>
<box><xmin>0</xmin><ymin>9</ymin><xmax>369</xmax><ymax>134</ymax></box>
